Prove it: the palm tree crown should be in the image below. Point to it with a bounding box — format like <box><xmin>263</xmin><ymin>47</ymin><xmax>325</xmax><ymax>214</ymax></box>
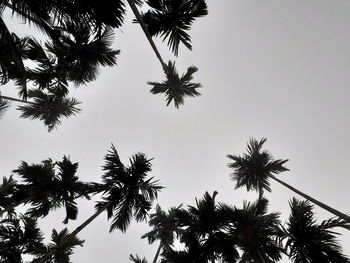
<box><xmin>227</xmin><ymin>138</ymin><xmax>289</xmax><ymax>193</ymax></box>
<box><xmin>95</xmin><ymin>144</ymin><xmax>163</xmax><ymax>232</ymax></box>
<box><xmin>277</xmin><ymin>198</ymin><xmax>350</xmax><ymax>263</ymax></box>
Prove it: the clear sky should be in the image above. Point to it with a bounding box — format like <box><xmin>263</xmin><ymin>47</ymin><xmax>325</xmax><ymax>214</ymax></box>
<box><xmin>1</xmin><ymin>1</ymin><xmax>350</xmax><ymax>262</ymax></box>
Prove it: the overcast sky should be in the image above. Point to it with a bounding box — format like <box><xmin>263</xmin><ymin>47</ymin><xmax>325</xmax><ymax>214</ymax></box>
<box><xmin>1</xmin><ymin>0</ymin><xmax>350</xmax><ymax>262</ymax></box>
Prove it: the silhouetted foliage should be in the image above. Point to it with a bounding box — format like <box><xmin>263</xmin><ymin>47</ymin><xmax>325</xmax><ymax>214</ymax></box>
<box><xmin>95</xmin><ymin>144</ymin><xmax>163</xmax><ymax>232</ymax></box>
<box><xmin>138</xmin><ymin>0</ymin><xmax>208</xmax><ymax>55</ymax></box>
<box><xmin>277</xmin><ymin>198</ymin><xmax>350</xmax><ymax>263</ymax></box>
<box><xmin>227</xmin><ymin>138</ymin><xmax>289</xmax><ymax>193</ymax></box>
<box><xmin>149</xmin><ymin>61</ymin><xmax>201</xmax><ymax>108</ymax></box>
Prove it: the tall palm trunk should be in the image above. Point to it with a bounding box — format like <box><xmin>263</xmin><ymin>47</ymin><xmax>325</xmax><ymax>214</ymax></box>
<box><xmin>126</xmin><ymin>0</ymin><xmax>167</xmax><ymax>69</ymax></box>
<box><xmin>269</xmin><ymin>174</ymin><xmax>350</xmax><ymax>225</ymax></box>
<box><xmin>0</xmin><ymin>95</ymin><xmax>34</xmax><ymax>104</ymax></box>
<box><xmin>34</xmin><ymin>201</ymin><xmax>112</xmax><ymax>263</ymax></box>
<box><xmin>152</xmin><ymin>242</ymin><xmax>162</xmax><ymax>263</ymax></box>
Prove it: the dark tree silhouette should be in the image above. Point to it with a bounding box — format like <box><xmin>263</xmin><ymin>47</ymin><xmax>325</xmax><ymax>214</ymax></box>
<box><xmin>220</xmin><ymin>195</ymin><xmax>282</xmax><ymax>263</ymax></box>
<box><xmin>0</xmin><ymin>215</ymin><xmax>46</xmax><ymax>262</ymax></box>
<box><xmin>277</xmin><ymin>198</ymin><xmax>350</xmax><ymax>263</ymax></box>
<box><xmin>1</xmin><ymin>0</ymin><xmax>208</xmax><ymax>129</ymax></box>
<box><xmin>142</xmin><ymin>204</ymin><xmax>181</xmax><ymax>263</ymax></box>
<box><xmin>1</xmin><ymin>156</ymin><xmax>92</xmax><ymax>223</ymax></box>
<box><xmin>34</xmin><ymin>144</ymin><xmax>162</xmax><ymax>263</ymax></box>
<box><xmin>227</xmin><ymin>138</ymin><xmax>350</xmax><ymax>224</ymax></box>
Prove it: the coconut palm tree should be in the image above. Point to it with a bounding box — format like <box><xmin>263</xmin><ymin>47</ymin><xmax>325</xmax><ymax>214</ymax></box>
<box><xmin>220</xmin><ymin>195</ymin><xmax>282</xmax><ymax>263</ymax></box>
<box><xmin>142</xmin><ymin>204</ymin><xmax>181</xmax><ymax>263</ymax></box>
<box><xmin>277</xmin><ymin>198</ymin><xmax>350</xmax><ymax>262</ymax></box>
<box><xmin>2</xmin><ymin>156</ymin><xmax>92</xmax><ymax>223</ymax></box>
<box><xmin>227</xmin><ymin>138</ymin><xmax>350</xmax><ymax>224</ymax></box>
<box><xmin>34</xmin><ymin>144</ymin><xmax>163</xmax><ymax>263</ymax></box>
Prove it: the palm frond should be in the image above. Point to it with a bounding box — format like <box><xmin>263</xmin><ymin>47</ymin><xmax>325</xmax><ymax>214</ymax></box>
<box><xmin>0</xmin><ymin>18</ymin><xmax>27</xmax><ymax>98</ymax></box>
<box><xmin>140</xmin><ymin>0</ymin><xmax>208</xmax><ymax>55</ymax></box>
<box><xmin>0</xmin><ymin>97</ymin><xmax>11</xmax><ymax>119</ymax></box>
<box><xmin>130</xmin><ymin>254</ymin><xmax>148</xmax><ymax>263</ymax></box>
<box><xmin>149</xmin><ymin>61</ymin><xmax>201</xmax><ymax>108</ymax></box>
<box><xmin>17</xmin><ymin>89</ymin><xmax>81</xmax><ymax>131</ymax></box>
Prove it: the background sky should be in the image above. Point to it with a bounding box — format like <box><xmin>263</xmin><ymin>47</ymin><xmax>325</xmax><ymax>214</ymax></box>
<box><xmin>1</xmin><ymin>0</ymin><xmax>350</xmax><ymax>262</ymax></box>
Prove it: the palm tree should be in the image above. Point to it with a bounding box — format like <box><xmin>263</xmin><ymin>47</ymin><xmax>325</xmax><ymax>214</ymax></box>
<box><xmin>0</xmin><ymin>215</ymin><xmax>46</xmax><ymax>262</ymax></box>
<box><xmin>2</xmin><ymin>156</ymin><xmax>92</xmax><ymax>223</ymax></box>
<box><xmin>220</xmin><ymin>195</ymin><xmax>282</xmax><ymax>263</ymax></box>
<box><xmin>227</xmin><ymin>138</ymin><xmax>350</xmax><ymax>224</ymax></box>
<box><xmin>277</xmin><ymin>198</ymin><xmax>350</xmax><ymax>262</ymax></box>
<box><xmin>46</xmin><ymin>228</ymin><xmax>84</xmax><ymax>263</ymax></box>
<box><xmin>142</xmin><ymin>204</ymin><xmax>181</xmax><ymax>263</ymax></box>
<box><xmin>175</xmin><ymin>191</ymin><xmax>240</xmax><ymax>263</ymax></box>
<box><xmin>148</xmin><ymin>61</ymin><xmax>201</xmax><ymax>109</ymax></box>
<box><xmin>136</xmin><ymin>0</ymin><xmax>208</xmax><ymax>56</ymax></box>
<box><xmin>127</xmin><ymin>0</ymin><xmax>203</xmax><ymax>108</ymax></box>
<box><xmin>34</xmin><ymin>144</ymin><xmax>163</xmax><ymax>263</ymax></box>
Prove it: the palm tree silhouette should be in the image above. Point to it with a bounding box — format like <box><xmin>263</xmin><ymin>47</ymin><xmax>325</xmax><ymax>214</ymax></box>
<box><xmin>34</xmin><ymin>144</ymin><xmax>163</xmax><ymax>263</ymax></box>
<box><xmin>277</xmin><ymin>198</ymin><xmax>350</xmax><ymax>262</ymax></box>
<box><xmin>136</xmin><ymin>0</ymin><xmax>208</xmax><ymax>56</ymax></box>
<box><xmin>0</xmin><ymin>215</ymin><xmax>46</xmax><ymax>262</ymax></box>
<box><xmin>142</xmin><ymin>204</ymin><xmax>181</xmax><ymax>263</ymax></box>
<box><xmin>1</xmin><ymin>156</ymin><xmax>91</xmax><ymax>223</ymax></box>
<box><xmin>174</xmin><ymin>191</ymin><xmax>239</xmax><ymax>263</ymax></box>
<box><xmin>127</xmin><ymin>0</ymin><xmax>203</xmax><ymax>108</ymax></box>
<box><xmin>220</xmin><ymin>195</ymin><xmax>282</xmax><ymax>263</ymax></box>
<box><xmin>227</xmin><ymin>138</ymin><xmax>350</xmax><ymax>224</ymax></box>
<box><xmin>46</xmin><ymin>228</ymin><xmax>84</xmax><ymax>263</ymax></box>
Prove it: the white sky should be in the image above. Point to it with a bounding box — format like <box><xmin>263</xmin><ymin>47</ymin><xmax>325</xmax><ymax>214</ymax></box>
<box><xmin>1</xmin><ymin>1</ymin><xmax>350</xmax><ymax>262</ymax></box>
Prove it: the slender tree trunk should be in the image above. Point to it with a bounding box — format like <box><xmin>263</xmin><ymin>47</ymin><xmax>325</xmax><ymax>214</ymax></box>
<box><xmin>269</xmin><ymin>174</ymin><xmax>350</xmax><ymax>224</ymax></box>
<box><xmin>126</xmin><ymin>0</ymin><xmax>167</xmax><ymax>69</ymax></box>
<box><xmin>0</xmin><ymin>95</ymin><xmax>34</xmax><ymax>104</ymax></box>
<box><xmin>34</xmin><ymin>201</ymin><xmax>112</xmax><ymax>263</ymax></box>
<box><xmin>152</xmin><ymin>242</ymin><xmax>162</xmax><ymax>263</ymax></box>
<box><xmin>256</xmin><ymin>249</ymin><xmax>266</xmax><ymax>263</ymax></box>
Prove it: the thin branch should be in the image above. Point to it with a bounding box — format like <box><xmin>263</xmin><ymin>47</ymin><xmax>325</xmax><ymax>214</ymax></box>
<box><xmin>0</xmin><ymin>95</ymin><xmax>35</xmax><ymax>105</ymax></box>
<box><xmin>126</xmin><ymin>0</ymin><xmax>167</xmax><ymax>69</ymax></box>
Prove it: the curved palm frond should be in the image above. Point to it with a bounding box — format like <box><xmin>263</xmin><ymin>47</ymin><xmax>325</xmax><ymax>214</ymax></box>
<box><xmin>0</xmin><ymin>18</ymin><xmax>28</xmax><ymax>98</ymax></box>
<box><xmin>130</xmin><ymin>254</ymin><xmax>149</xmax><ymax>263</ymax></box>
<box><xmin>17</xmin><ymin>89</ymin><xmax>81</xmax><ymax>131</ymax></box>
<box><xmin>277</xmin><ymin>198</ymin><xmax>350</xmax><ymax>263</ymax></box>
<box><xmin>139</xmin><ymin>0</ymin><xmax>208</xmax><ymax>55</ymax></box>
<box><xmin>227</xmin><ymin>138</ymin><xmax>289</xmax><ymax>193</ymax></box>
<box><xmin>0</xmin><ymin>97</ymin><xmax>11</xmax><ymax>119</ymax></box>
<box><xmin>149</xmin><ymin>61</ymin><xmax>201</xmax><ymax>108</ymax></box>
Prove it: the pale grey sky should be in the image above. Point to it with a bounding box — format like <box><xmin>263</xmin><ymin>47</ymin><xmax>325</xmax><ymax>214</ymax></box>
<box><xmin>1</xmin><ymin>1</ymin><xmax>350</xmax><ymax>262</ymax></box>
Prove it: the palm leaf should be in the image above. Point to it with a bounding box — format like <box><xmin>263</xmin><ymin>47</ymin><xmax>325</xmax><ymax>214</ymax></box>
<box><xmin>140</xmin><ymin>0</ymin><xmax>208</xmax><ymax>55</ymax></box>
<box><xmin>0</xmin><ymin>97</ymin><xmax>11</xmax><ymax>119</ymax></box>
